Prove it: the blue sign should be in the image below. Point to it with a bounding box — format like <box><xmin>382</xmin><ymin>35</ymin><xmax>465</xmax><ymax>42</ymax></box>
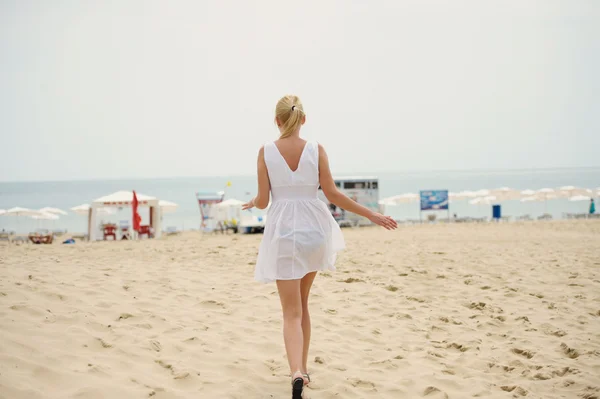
<box><xmin>420</xmin><ymin>190</ymin><xmax>449</xmax><ymax>211</ymax></box>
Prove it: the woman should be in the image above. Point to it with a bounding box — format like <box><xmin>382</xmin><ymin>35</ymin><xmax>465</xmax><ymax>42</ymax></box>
<box><xmin>242</xmin><ymin>95</ymin><xmax>397</xmax><ymax>398</ymax></box>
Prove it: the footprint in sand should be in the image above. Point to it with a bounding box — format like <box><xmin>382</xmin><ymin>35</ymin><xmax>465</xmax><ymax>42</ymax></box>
<box><xmin>348</xmin><ymin>378</ymin><xmax>376</xmax><ymax>389</ymax></box>
<box><xmin>199</xmin><ymin>300</ymin><xmax>226</xmax><ymax>309</ymax></box>
<box><xmin>511</xmin><ymin>348</ymin><xmax>535</xmax><ymax>359</ymax></box>
<box><xmin>560</xmin><ymin>343</ymin><xmax>580</xmax><ymax>359</ymax></box>
<box><xmin>500</xmin><ymin>385</ymin><xmax>528</xmax><ymax>396</ymax></box>
<box><xmin>149</xmin><ymin>340</ymin><xmax>162</xmax><ymax>352</ymax></box>
<box><xmin>423</xmin><ymin>386</ymin><xmax>449</xmax><ymax>398</ymax></box>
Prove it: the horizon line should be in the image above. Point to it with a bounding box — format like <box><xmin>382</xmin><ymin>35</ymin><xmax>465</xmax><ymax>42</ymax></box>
<box><xmin>1</xmin><ymin>165</ymin><xmax>599</xmax><ymax>185</ymax></box>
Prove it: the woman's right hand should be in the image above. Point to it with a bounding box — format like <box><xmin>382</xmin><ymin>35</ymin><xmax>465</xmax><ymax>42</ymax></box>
<box><xmin>368</xmin><ymin>212</ymin><xmax>398</xmax><ymax>230</ymax></box>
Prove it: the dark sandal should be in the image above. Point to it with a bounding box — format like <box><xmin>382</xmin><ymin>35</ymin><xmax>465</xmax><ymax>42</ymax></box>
<box><xmin>292</xmin><ymin>376</ymin><xmax>304</xmax><ymax>398</ymax></box>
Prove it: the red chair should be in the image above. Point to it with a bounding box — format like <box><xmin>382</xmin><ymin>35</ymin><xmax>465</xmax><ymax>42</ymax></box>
<box><xmin>103</xmin><ymin>225</ymin><xmax>117</xmax><ymax>240</ymax></box>
<box><xmin>138</xmin><ymin>225</ymin><xmax>153</xmax><ymax>239</ymax></box>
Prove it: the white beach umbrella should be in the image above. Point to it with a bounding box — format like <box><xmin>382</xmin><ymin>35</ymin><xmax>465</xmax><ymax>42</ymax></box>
<box><xmin>379</xmin><ymin>193</ymin><xmax>419</xmax><ymax>205</ymax></box>
<box><xmin>0</xmin><ymin>209</ymin><xmax>5</xmax><ymax>216</ymax></box>
<box><xmin>473</xmin><ymin>189</ymin><xmax>491</xmax><ymax>197</ymax></box>
<box><xmin>4</xmin><ymin>207</ymin><xmax>44</xmax><ymax>233</ymax></box>
<box><xmin>532</xmin><ymin>189</ymin><xmax>557</xmax><ymax>214</ymax></box>
<box><xmin>469</xmin><ymin>195</ymin><xmax>497</xmax><ymax>205</ymax></box>
<box><xmin>490</xmin><ymin>187</ymin><xmax>520</xmax><ymax>201</ymax></box>
<box><xmin>568</xmin><ymin>195</ymin><xmax>591</xmax><ymax>202</ymax></box>
<box><xmin>520</xmin><ymin>189</ymin><xmax>536</xmax><ymax>197</ymax></box>
<box><xmin>537</xmin><ymin>188</ymin><xmax>555</xmax><ymax>196</ymax></box>
<box><xmin>39</xmin><ymin>207</ymin><xmax>68</xmax><ymax>216</ymax></box>
<box><xmin>159</xmin><ymin>200</ymin><xmax>179</xmax><ymax>214</ymax></box>
<box><xmin>32</xmin><ymin>212</ymin><xmax>60</xmax><ymax>220</ymax></box>
<box><xmin>452</xmin><ymin>190</ymin><xmax>477</xmax><ymax>201</ymax></box>
<box><xmin>5</xmin><ymin>207</ymin><xmax>45</xmax><ymax>217</ymax></box>
<box><xmin>521</xmin><ymin>196</ymin><xmax>538</xmax><ymax>202</ymax></box>
<box><xmin>558</xmin><ymin>186</ymin><xmax>592</xmax><ymax>198</ymax></box>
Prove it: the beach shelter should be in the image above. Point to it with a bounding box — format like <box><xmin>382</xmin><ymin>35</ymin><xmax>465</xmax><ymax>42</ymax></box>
<box><xmin>88</xmin><ymin>191</ymin><xmax>161</xmax><ymax>241</ymax></box>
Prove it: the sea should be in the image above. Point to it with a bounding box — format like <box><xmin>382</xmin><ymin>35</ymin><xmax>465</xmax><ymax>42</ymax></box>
<box><xmin>0</xmin><ymin>167</ymin><xmax>598</xmax><ymax>234</ymax></box>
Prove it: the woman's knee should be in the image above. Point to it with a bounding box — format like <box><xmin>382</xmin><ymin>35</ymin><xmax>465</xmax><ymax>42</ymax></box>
<box><xmin>283</xmin><ymin>305</ymin><xmax>303</xmax><ymax>321</ymax></box>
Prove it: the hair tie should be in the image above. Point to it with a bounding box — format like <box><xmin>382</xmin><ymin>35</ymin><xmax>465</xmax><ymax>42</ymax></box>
<box><xmin>291</xmin><ymin>105</ymin><xmax>296</xmax><ymax>111</ymax></box>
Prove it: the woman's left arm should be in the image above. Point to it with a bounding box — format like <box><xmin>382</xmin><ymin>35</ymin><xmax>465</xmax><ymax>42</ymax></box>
<box><xmin>242</xmin><ymin>146</ymin><xmax>270</xmax><ymax>210</ymax></box>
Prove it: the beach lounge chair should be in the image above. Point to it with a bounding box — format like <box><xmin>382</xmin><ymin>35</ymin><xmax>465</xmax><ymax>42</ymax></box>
<box><xmin>12</xmin><ymin>236</ymin><xmax>28</xmax><ymax>244</ymax></box>
<box><xmin>537</xmin><ymin>213</ymin><xmax>553</xmax><ymax>221</ymax></box>
<box><xmin>103</xmin><ymin>224</ymin><xmax>117</xmax><ymax>240</ymax></box>
<box><xmin>119</xmin><ymin>220</ymin><xmax>131</xmax><ymax>240</ymax></box>
<box><xmin>138</xmin><ymin>225</ymin><xmax>154</xmax><ymax>239</ymax></box>
<box><xmin>0</xmin><ymin>232</ymin><xmax>10</xmax><ymax>242</ymax></box>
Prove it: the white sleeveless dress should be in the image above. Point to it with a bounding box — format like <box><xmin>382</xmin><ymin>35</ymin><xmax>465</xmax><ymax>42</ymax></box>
<box><xmin>254</xmin><ymin>141</ymin><xmax>346</xmax><ymax>283</ymax></box>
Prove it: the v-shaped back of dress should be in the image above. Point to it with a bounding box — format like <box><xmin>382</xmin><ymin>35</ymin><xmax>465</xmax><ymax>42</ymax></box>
<box><xmin>264</xmin><ymin>141</ymin><xmax>319</xmax><ymax>201</ymax></box>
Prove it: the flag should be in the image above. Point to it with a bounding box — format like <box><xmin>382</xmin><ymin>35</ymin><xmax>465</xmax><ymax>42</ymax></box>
<box><xmin>132</xmin><ymin>190</ymin><xmax>142</xmax><ymax>232</ymax></box>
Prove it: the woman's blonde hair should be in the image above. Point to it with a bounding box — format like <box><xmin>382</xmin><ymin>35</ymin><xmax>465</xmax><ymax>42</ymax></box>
<box><xmin>275</xmin><ymin>95</ymin><xmax>305</xmax><ymax>139</ymax></box>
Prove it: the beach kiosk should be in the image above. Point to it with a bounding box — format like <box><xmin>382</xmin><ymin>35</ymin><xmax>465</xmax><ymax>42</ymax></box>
<box><xmin>88</xmin><ymin>191</ymin><xmax>161</xmax><ymax>241</ymax></box>
<box><xmin>318</xmin><ymin>176</ymin><xmax>379</xmax><ymax>226</ymax></box>
<box><xmin>196</xmin><ymin>191</ymin><xmax>225</xmax><ymax>232</ymax></box>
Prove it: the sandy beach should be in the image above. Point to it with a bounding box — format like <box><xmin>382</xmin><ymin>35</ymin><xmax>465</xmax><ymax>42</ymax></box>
<box><xmin>1</xmin><ymin>221</ymin><xmax>599</xmax><ymax>399</ymax></box>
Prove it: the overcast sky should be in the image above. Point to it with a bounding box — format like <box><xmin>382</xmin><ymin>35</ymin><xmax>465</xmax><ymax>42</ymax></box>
<box><xmin>1</xmin><ymin>0</ymin><xmax>598</xmax><ymax>182</ymax></box>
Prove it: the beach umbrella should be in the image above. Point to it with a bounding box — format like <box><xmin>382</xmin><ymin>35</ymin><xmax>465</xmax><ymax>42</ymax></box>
<box><xmin>4</xmin><ymin>207</ymin><xmax>44</xmax><ymax>233</ymax></box>
<box><xmin>453</xmin><ymin>190</ymin><xmax>477</xmax><ymax>201</ymax></box>
<box><xmin>32</xmin><ymin>212</ymin><xmax>60</xmax><ymax>220</ymax></box>
<box><xmin>5</xmin><ymin>207</ymin><xmax>44</xmax><ymax>217</ymax></box>
<box><xmin>379</xmin><ymin>193</ymin><xmax>419</xmax><ymax>205</ymax></box>
<box><xmin>469</xmin><ymin>196</ymin><xmax>497</xmax><ymax>205</ymax></box>
<box><xmin>39</xmin><ymin>207</ymin><xmax>68</xmax><ymax>216</ymax></box>
<box><xmin>0</xmin><ymin>209</ymin><xmax>5</xmax><ymax>216</ymax></box>
<box><xmin>159</xmin><ymin>200</ymin><xmax>179</xmax><ymax>214</ymax></box>
<box><xmin>31</xmin><ymin>212</ymin><xmax>60</xmax><ymax>232</ymax></box>
<box><xmin>520</xmin><ymin>189</ymin><xmax>536</xmax><ymax>197</ymax></box>
<box><xmin>568</xmin><ymin>195</ymin><xmax>591</xmax><ymax>202</ymax></box>
<box><xmin>490</xmin><ymin>187</ymin><xmax>520</xmax><ymax>201</ymax></box>
<box><xmin>473</xmin><ymin>189</ymin><xmax>491</xmax><ymax>197</ymax></box>
<box><xmin>558</xmin><ymin>186</ymin><xmax>592</xmax><ymax>198</ymax></box>
<box><xmin>533</xmin><ymin>189</ymin><xmax>557</xmax><ymax>214</ymax></box>
<box><xmin>469</xmin><ymin>196</ymin><xmax>496</xmax><ymax>218</ymax></box>
<box><xmin>537</xmin><ymin>188</ymin><xmax>555</xmax><ymax>196</ymax></box>
<box><xmin>521</xmin><ymin>196</ymin><xmax>537</xmax><ymax>202</ymax></box>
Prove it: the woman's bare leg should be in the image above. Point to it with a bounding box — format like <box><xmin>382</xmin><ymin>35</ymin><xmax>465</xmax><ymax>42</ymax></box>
<box><xmin>300</xmin><ymin>272</ymin><xmax>317</xmax><ymax>375</ymax></box>
<box><xmin>276</xmin><ymin>279</ymin><xmax>306</xmax><ymax>379</ymax></box>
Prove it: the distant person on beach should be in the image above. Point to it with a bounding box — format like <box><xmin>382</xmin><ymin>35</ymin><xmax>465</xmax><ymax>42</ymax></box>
<box><xmin>242</xmin><ymin>95</ymin><xmax>397</xmax><ymax>398</ymax></box>
<box><xmin>590</xmin><ymin>199</ymin><xmax>596</xmax><ymax>215</ymax></box>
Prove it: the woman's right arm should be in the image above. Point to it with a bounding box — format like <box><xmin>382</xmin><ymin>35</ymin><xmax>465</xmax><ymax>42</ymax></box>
<box><xmin>318</xmin><ymin>144</ymin><xmax>397</xmax><ymax>230</ymax></box>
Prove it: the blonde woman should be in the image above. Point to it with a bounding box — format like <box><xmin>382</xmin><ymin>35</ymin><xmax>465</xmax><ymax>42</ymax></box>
<box><xmin>243</xmin><ymin>95</ymin><xmax>397</xmax><ymax>398</ymax></box>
